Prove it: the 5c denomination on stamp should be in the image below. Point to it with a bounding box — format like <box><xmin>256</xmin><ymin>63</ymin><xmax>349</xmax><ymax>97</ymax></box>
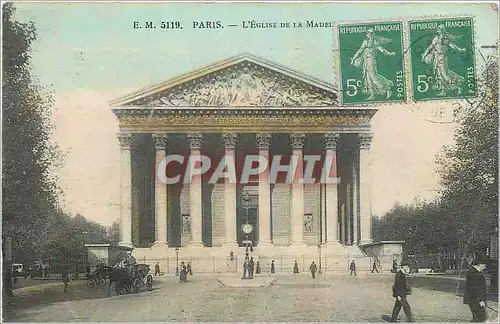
<box><xmin>338</xmin><ymin>21</ymin><xmax>406</xmax><ymax>105</ymax></box>
<box><xmin>408</xmin><ymin>17</ymin><xmax>476</xmax><ymax>101</ymax></box>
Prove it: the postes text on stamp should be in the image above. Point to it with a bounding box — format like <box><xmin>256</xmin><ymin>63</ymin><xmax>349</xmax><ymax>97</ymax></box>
<box><xmin>338</xmin><ymin>21</ymin><xmax>406</xmax><ymax>105</ymax></box>
<box><xmin>408</xmin><ymin>17</ymin><xmax>476</xmax><ymax>101</ymax></box>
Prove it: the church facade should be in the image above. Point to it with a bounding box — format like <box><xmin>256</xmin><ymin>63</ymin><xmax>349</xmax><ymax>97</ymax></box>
<box><xmin>110</xmin><ymin>54</ymin><xmax>377</xmax><ymax>266</ymax></box>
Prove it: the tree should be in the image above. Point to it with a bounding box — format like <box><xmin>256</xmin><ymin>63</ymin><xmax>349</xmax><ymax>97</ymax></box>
<box><xmin>2</xmin><ymin>3</ymin><xmax>61</xmax><ymax>261</ymax></box>
<box><xmin>437</xmin><ymin>53</ymin><xmax>498</xmax><ymax>252</ymax></box>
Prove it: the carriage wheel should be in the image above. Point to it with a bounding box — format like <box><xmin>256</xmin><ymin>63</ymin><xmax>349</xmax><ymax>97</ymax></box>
<box><xmin>115</xmin><ymin>285</ymin><xmax>124</xmax><ymax>295</ymax></box>
<box><xmin>146</xmin><ymin>275</ymin><xmax>153</xmax><ymax>291</ymax></box>
<box><xmin>86</xmin><ymin>279</ymin><xmax>95</xmax><ymax>289</ymax></box>
<box><xmin>132</xmin><ymin>279</ymin><xmax>140</xmax><ymax>293</ymax></box>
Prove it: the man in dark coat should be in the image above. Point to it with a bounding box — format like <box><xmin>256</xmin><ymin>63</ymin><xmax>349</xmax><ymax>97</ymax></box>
<box><xmin>390</xmin><ymin>264</ymin><xmax>413</xmax><ymax>322</ymax></box>
<box><xmin>293</xmin><ymin>261</ymin><xmax>299</xmax><ymax>274</ymax></box>
<box><xmin>179</xmin><ymin>262</ymin><xmax>187</xmax><ymax>283</ymax></box>
<box><xmin>372</xmin><ymin>261</ymin><xmax>379</xmax><ymax>273</ymax></box>
<box><xmin>187</xmin><ymin>262</ymin><xmax>193</xmax><ymax>275</ymax></box>
<box><xmin>270</xmin><ymin>260</ymin><xmax>275</xmax><ymax>274</ymax></box>
<box><xmin>62</xmin><ymin>267</ymin><xmax>70</xmax><ymax>293</ymax></box>
<box><xmin>350</xmin><ymin>260</ymin><xmax>357</xmax><ymax>276</ymax></box>
<box><xmin>249</xmin><ymin>257</ymin><xmax>255</xmax><ymax>278</ymax></box>
<box><xmin>310</xmin><ymin>261</ymin><xmax>318</xmax><ymax>279</ymax></box>
<box><xmin>464</xmin><ymin>257</ymin><xmax>488</xmax><ymax>322</ymax></box>
<box><xmin>154</xmin><ymin>262</ymin><xmax>160</xmax><ymax>276</ymax></box>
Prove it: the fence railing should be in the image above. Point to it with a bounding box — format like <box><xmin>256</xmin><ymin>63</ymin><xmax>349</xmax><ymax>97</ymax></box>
<box><xmin>135</xmin><ymin>254</ymin><xmax>377</xmax><ymax>274</ymax></box>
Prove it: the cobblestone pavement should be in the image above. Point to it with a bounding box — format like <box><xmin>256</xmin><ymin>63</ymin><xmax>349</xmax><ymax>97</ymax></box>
<box><xmin>5</xmin><ymin>273</ymin><xmax>498</xmax><ymax>322</ymax></box>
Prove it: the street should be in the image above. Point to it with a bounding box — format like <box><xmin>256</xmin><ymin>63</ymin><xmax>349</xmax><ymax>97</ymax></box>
<box><xmin>4</xmin><ymin>273</ymin><xmax>496</xmax><ymax>322</ymax></box>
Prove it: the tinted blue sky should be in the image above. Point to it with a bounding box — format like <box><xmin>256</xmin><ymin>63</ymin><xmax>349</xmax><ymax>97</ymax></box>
<box><xmin>14</xmin><ymin>2</ymin><xmax>498</xmax><ymax>92</ymax></box>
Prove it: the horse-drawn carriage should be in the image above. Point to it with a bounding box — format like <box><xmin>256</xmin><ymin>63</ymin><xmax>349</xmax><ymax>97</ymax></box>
<box><xmin>108</xmin><ymin>263</ymin><xmax>153</xmax><ymax>295</ymax></box>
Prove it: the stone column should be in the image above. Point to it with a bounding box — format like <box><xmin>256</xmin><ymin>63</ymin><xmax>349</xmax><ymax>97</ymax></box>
<box><xmin>290</xmin><ymin>133</ymin><xmax>306</xmax><ymax>246</ymax></box>
<box><xmin>359</xmin><ymin>133</ymin><xmax>373</xmax><ymax>245</ymax></box>
<box><xmin>352</xmin><ymin>163</ymin><xmax>359</xmax><ymax>244</ymax></box>
<box><xmin>346</xmin><ymin>183</ymin><xmax>351</xmax><ymax>245</ymax></box>
<box><xmin>257</xmin><ymin>133</ymin><xmax>272</xmax><ymax>248</ymax></box>
<box><xmin>324</xmin><ymin>133</ymin><xmax>340</xmax><ymax>246</ymax></box>
<box><xmin>118</xmin><ymin>133</ymin><xmax>133</xmax><ymax>249</ymax></box>
<box><xmin>187</xmin><ymin>133</ymin><xmax>204</xmax><ymax>247</ymax></box>
<box><xmin>222</xmin><ymin>133</ymin><xmax>238</xmax><ymax>249</ymax></box>
<box><xmin>152</xmin><ymin>134</ymin><xmax>168</xmax><ymax>246</ymax></box>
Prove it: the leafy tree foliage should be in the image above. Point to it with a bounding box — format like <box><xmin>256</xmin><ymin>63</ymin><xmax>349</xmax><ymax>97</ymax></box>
<box><xmin>2</xmin><ymin>3</ymin><xmax>61</xmax><ymax>261</ymax></box>
<box><xmin>374</xmin><ymin>53</ymin><xmax>498</xmax><ymax>256</ymax></box>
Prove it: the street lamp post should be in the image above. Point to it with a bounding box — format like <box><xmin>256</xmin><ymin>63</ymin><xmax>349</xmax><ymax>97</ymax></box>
<box><xmin>318</xmin><ymin>244</ymin><xmax>322</xmax><ymax>274</ymax></box>
<box><xmin>175</xmin><ymin>248</ymin><xmax>179</xmax><ymax>276</ymax></box>
<box><xmin>241</xmin><ymin>192</ymin><xmax>253</xmax><ymax>280</ymax></box>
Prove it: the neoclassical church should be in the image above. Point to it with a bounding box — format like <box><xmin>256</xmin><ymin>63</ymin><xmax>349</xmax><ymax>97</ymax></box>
<box><xmin>110</xmin><ymin>54</ymin><xmax>393</xmax><ymax>272</ymax></box>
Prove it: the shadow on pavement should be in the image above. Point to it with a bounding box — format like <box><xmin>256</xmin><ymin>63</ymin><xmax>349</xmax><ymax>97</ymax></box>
<box><xmin>2</xmin><ymin>281</ymin><xmax>162</xmax><ymax>321</ymax></box>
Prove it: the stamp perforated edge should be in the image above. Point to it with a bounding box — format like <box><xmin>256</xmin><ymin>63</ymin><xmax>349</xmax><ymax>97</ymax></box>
<box><xmin>333</xmin><ymin>18</ymin><xmax>409</xmax><ymax>107</ymax></box>
<box><xmin>405</xmin><ymin>15</ymin><xmax>479</xmax><ymax>104</ymax></box>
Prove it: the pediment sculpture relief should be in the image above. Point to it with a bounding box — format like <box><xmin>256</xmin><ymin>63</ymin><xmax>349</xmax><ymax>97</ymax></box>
<box><xmin>149</xmin><ymin>65</ymin><xmax>336</xmax><ymax>107</ymax></box>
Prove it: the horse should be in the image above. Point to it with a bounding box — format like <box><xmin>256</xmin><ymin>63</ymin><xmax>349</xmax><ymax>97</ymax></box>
<box><xmin>107</xmin><ymin>264</ymin><xmax>150</xmax><ymax>296</ymax></box>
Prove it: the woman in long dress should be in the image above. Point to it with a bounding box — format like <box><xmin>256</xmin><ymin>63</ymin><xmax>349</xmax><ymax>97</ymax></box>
<box><xmin>179</xmin><ymin>262</ymin><xmax>187</xmax><ymax>283</ymax></box>
<box><xmin>421</xmin><ymin>24</ymin><xmax>466</xmax><ymax>96</ymax></box>
<box><xmin>350</xmin><ymin>28</ymin><xmax>396</xmax><ymax>100</ymax></box>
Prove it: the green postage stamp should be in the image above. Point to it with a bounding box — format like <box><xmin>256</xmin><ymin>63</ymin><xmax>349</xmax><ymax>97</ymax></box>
<box><xmin>338</xmin><ymin>22</ymin><xmax>406</xmax><ymax>105</ymax></box>
<box><xmin>409</xmin><ymin>17</ymin><xmax>476</xmax><ymax>101</ymax></box>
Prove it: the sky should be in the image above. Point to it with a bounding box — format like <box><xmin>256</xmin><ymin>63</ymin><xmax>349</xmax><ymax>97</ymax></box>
<box><xmin>11</xmin><ymin>1</ymin><xmax>499</xmax><ymax>226</ymax></box>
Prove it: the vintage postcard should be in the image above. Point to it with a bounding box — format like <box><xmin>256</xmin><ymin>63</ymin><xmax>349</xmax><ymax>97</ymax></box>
<box><xmin>2</xmin><ymin>1</ymin><xmax>498</xmax><ymax>323</ymax></box>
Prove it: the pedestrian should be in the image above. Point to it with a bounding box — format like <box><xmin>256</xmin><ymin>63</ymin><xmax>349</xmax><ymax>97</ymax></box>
<box><xmin>464</xmin><ymin>256</ymin><xmax>488</xmax><ymax>322</ymax></box>
<box><xmin>249</xmin><ymin>257</ymin><xmax>255</xmax><ymax>278</ymax></box>
<box><xmin>243</xmin><ymin>259</ymin><xmax>250</xmax><ymax>278</ymax></box>
<box><xmin>255</xmin><ymin>261</ymin><xmax>261</xmax><ymax>274</ymax></box>
<box><xmin>350</xmin><ymin>260</ymin><xmax>357</xmax><ymax>276</ymax></box>
<box><xmin>179</xmin><ymin>262</ymin><xmax>187</xmax><ymax>283</ymax></box>
<box><xmin>392</xmin><ymin>259</ymin><xmax>398</xmax><ymax>273</ymax></box>
<box><xmin>230</xmin><ymin>250</ymin><xmax>234</xmax><ymax>261</ymax></box>
<box><xmin>293</xmin><ymin>260</ymin><xmax>299</xmax><ymax>274</ymax></box>
<box><xmin>187</xmin><ymin>262</ymin><xmax>193</xmax><ymax>275</ymax></box>
<box><xmin>310</xmin><ymin>261</ymin><xmax>318</xmax><ymax>279</ymax></box>
<box><xmin>390</xmin><ymin>263</ymin><xmax>413</xmax><ymax>322</ymax></box>
<box><xmin>372</xmin><ymin>260</ymin><xmax>379</xmax><ymax>273</ymax></box>
<box><xmin>155</xmin><ymin>262</ymin><xmax>160</xmax><ymax>276</ymax></box>
<box><xmin>85</xmin><ymin>264</ymin><xmax>91</xmax><ymax>279</ymax></box>
<box><xmin>62</xmin><ymin>267</ymin><xmax>70</xmax><ymax>293</ymax></box>
<box><xmin>270</xmin><ymin>260</ymin><xmax>275</xmax><ymax>274</ymax></box>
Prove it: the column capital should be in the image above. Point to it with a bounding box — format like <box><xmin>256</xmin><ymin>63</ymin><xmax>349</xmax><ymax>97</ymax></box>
<box><xmin>290</xmin><ymin>133</ymin><xmax>306</xmax><ymax>150</ymax></box>
<box><xmin>324</xmin><ymin>133</ymin><xmax>340</xmax><ymax>150</ymax></box>
<box><xmin>152</xmin><ymin>134</ymin><xmax>168</xmax><ymax>150</ymax></box>
<box><xmin>358</xmin><ymin>133</ymin><xmax>373</xmax><ymax>150</ymax></box>
<box><xmin>222</xmin><ymin>133</ymin><xmax>238</xmax><ymax>149</ymax></box>
<box><xmin>256</xmin><ymin>133</ymin><xmax>271</xmax><ymax>150</ymax></box>
<box><xmin>117</xmin><ymin>133</ymin><xmax>132</xmax><ymax>149</ymax></box>
<box><xmin>187</xmin><ymin>133</ymin><xmax>203</xmax><ymax>150</ymax></box>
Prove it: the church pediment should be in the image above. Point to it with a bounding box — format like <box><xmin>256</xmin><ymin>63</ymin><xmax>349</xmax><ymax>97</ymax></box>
<box><xmin>110</xmin><ymin>54</ymin><xmax>337</xmax><ymax>107</ymax></box>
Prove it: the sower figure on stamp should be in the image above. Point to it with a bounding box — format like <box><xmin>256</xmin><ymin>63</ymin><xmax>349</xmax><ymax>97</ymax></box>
<box><xmin>310</xmin><ymin>261</ymin><xmax>318</xmax><ymax>279</ymax></box>
<box><xmin>390</xmin><ymin>263</ymin><xmax>413</xmax><ymax>322</ymax></box>
<box><xmin>350</xmin><ymin>260</ymin><xmax>357</xmax><ymax>276</ymax></box>
<box><xmin>350</xmin><ymin>28</ymin><xmax>396</xmax><ymax>100</ymax></box>
<box><xmin>464</xmin><ymin>255</ymin><xmax>488</xmax><ymax>322</ymax></box>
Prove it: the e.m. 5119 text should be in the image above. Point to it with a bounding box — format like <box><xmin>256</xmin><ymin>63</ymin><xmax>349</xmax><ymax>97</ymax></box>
<box><xmin>133</xmin><ymin>21</ymin><xmax>183</xmax><ymax>29</ymax></box>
